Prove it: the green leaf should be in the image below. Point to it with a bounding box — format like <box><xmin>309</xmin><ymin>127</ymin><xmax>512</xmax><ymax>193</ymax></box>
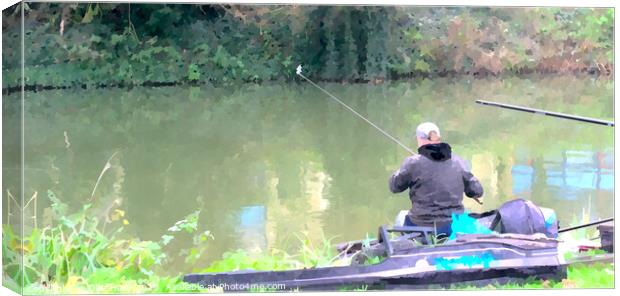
<box><xmin>47</xmin><ymin>190</ymin><xmax>68</xmax><ymax>217</ymax></box>
<box><xmin>161</xmin><ymin>235</ymin><xmax>174</xmax><ymax>246</ymax></box>
<box><xmin>168</xmin><ymin>210</ymin><xmax>201</xmax><ymax>233</ymax></box>
<box><xmin>414</xmin><ymin>59</ymin><xmax>431</xmax><ymax>73</ymax></box>
<box><xmin>188</xmin><ymin>63</ymin><xmax>200</xmax><ymax>81</ymax></box>
<box><xmin>89</xmin><ymin>35</ymin><xmax>102</xmax><ymax>44</ymax></box>
<box><xmin>110</xmin><ymin>34</ymin><xmax>126</xmax><ymax>45</ymax></box>
<box><xmin>82</xmin><ymin>5</ymin><xmax>95</xmax><ymax>23</ymax></box>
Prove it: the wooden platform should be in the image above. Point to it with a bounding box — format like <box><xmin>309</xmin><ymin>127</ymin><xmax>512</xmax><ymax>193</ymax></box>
<box><xmin>183</xmin><ymin>234</ymin><xmax>565</xmax><ymax>291</ymax></box>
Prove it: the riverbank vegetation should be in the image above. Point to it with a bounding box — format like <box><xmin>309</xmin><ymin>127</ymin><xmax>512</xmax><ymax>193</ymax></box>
<box><xmin>3</xmin><ymin>189</ymin><xmax>614</xmax><ymax>293</ymax></box>
<box><xmin>1</xmin><ymin>187</ymin><xmax>352</xmax><ymax>294</ymax></box>
<box><xmin>2</xmin><ymin>3</ymin><xmax>613</xmax><ymax>92</ymax></box>
<box><xmin>2</xmin><ymin>189</ymin><xmax>215</xmax><ymax>293</ymax></box>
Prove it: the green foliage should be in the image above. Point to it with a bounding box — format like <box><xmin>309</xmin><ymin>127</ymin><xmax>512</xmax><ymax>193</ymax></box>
<box><xmin>121</xmin><ymin>240</ymin><xmax>163</xmax><ymax>278</ymax></box>
<box><xmin>187</xmin><ymin>63</ymin><xmax>200</xmax><ymax>81</ymax></box>
<box><xmin>3</xmin><ymin>188</ymin><xmax>614</xmax><ymax>292</ymax></box>
<box><xmin>364</xmin><ymin>256</ymin><xmax>384</xmax><ymax>265</ymax></box>
<box><xmin>563</xmin><ymin>248</ymin><xmax>608</xmax><ymax>261</ymax></box>
<box><xmin>361</xmin><ymin>233</ymin><xmax>375</xmax><ymax>249</ymax></box>
<box><xmin>450</xmin><ymin>263</ymin><xmax>614</xmax><ymax>289</ymax></box>
<box><xmin>2</xmin><ymin>188</ymin><xmax>213</xmax><ymax>293</ymax></box>
<box><xmin>202</xmin><ymin>231</ymin><xmax>339</xmax><ymax>274</ymax></box>
<box><xmin>2</xmin><ymin>5</ymin><xmax>614</xmax><ymax>91</ymax></box>
<box><xmin>85</xmin><ymin>267</ymin><xmax>123</xmax><ymax>286</ymax></box>
<box><xmin>202</xmin><ymin>249</ymin><xmax>300</xmax><ymax>273</ymax></box>
<box><xmin>567</xmin><ymin>263</ymin><xmax>614</xmax><ymax>288</ymax></box>
<box><xmin>81</xmin><ymin>4</ymin><xmax>100</xmax><ymax>24</ymax></box>
<box><xmin>2</xmin><ymin>227</ymin><xmax>42</xmax><ymax>287</ymax></box>
<box><xmin>161</xmin><ymin>210</ymin><xmax>213</xmax><ymax>266</ymax></box>
<box><xmin>295</xmin><ymin>231</ymin><xmax>337</xmax><ymax>268</ymax></box>
<box><xmin>338</xmin><ymin>284</ymin><xmax>369</xmax><ymax>291</ymax></box>
<box><xmin>167</xmin><ymin>210</ymin><xmax>200</xmax><ymax>233</ymax></box>
<box><xmin>4</xmin><ymin>190</ymin><xmax>121</xmax><ymax>286</ymax></box>
<box><xmin>414</xmin><ymin>60</ymin><xmax>431</xmax><ymax>73</ymax></box>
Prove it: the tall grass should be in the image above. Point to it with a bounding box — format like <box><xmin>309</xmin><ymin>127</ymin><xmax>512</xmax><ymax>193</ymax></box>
<box><xmin>3</xmin><ymin>189</ymin><xmax>613</xmax><ymax>293</ymax></box>
<box><xmin>2</xmin><ymin>189</ymin><xmax>214</xmax><ymax>294</ymax></box>
<box><xmin>200</xmin><ymin>231</ymin><xmax>344</xmax><ymax>274</ymax></box>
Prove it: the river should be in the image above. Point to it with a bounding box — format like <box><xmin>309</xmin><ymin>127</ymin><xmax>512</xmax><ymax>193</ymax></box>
<box><xmin>2</xmin><ymin>75</ymin><xmax>613</xmax><ymax>272</ymax></box>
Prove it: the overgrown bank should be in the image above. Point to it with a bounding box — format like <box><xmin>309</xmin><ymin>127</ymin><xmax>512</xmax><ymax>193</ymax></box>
<box><xmin>3</xmin><ymin>193</ymin><xmax>614</xmax><ymax>294</ymax></box>
<box><xmin>2</xmin><ymin>4</ymin><xmax>614</xmax><ymax>93</ymax></box>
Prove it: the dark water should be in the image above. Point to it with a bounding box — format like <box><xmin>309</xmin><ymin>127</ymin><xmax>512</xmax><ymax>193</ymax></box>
<box><xmin>2</xmin><ymin>75</ymin><xmax>613</xmax><ymax>272</ymax></box>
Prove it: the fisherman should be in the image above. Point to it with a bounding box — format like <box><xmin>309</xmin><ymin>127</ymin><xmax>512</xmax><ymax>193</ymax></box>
<box><xmin>389</xmin><ymin>122</ymin><xmax>484</xmax><ymax>238</ymax></box>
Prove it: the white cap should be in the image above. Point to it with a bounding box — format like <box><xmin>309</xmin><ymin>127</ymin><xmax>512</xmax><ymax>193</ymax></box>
<box><xmin>416</xmin><ymin>122</ymin><xmax>441</xmax><ymax>140</ymax></box>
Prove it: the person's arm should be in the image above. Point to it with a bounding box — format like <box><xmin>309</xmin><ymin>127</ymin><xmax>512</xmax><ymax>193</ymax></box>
<box><xmin>389</xmin><ymin>157</ymin><xmax>415</xmax><ymax>193</ymax></box>
<box><xmin>463</xmin><ymin>171</ymin><xmax>484</xmax><ymax>198</ymax></box>
<box><xmin>456</xmin><ymin>157</ymin><xmax>484</xmax><ymax>198</ymax></box>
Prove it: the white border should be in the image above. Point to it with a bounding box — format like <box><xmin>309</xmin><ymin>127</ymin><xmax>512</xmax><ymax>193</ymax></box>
<box><xmin>0</xmin><ymin>1</ymin><xmax>617</xmax><ymax>296</ymax></box>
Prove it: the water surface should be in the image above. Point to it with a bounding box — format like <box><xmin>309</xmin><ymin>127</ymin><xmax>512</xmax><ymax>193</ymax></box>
<box><xmin>2</xmin><ymin>75</ymin><xmax>613</xmax><ymax>272</ymax></box>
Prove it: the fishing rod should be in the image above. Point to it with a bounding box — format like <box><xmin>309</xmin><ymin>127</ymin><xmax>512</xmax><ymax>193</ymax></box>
<box><xmin>475</xmin><ymin>101</ymin><xmax>614</xmax><ymax>231</ymax></box>
<box><xmin>558</xmin><ymin>217</ymin><xmax>613</xmax><ymax>233</ymax></box>
<box><xmin>296</xmin><ymin>65</ymin><xmax>485</xmax><ymax>205</ymax></box>
<box><xmin>476</xmin><ymin>100</ymin><xmax>614</xmax><ymax>127</ymax></box>
<box><xmin>296</xmin><ymin>65</ymin><xmax>416</xmax><ymax>155</ymax></box>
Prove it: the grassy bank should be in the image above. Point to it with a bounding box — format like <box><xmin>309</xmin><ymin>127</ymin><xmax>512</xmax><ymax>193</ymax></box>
<box><xmin>8</xmin><ymin>240</ymin><xmax>615</xmax><ymax>294</ymax></box>
<box><xmin>11</xmin><ymin>254</ymin><xmax>615</xmax><ymax>293</ymax></box>
<box><xmin>3</xmin><ymin>189</ymin><xmax>614</xmax><ymax>293</ymax></box>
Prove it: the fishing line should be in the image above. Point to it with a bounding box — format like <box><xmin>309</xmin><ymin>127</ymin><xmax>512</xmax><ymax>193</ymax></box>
<box><xmin>296</xmin><ymin>66</ymin><xmax>484</xmax><ymax>206</ymax></box>
<box><xmin>296</xmin><ymin>65</ymin><xmax>416</xmax><ymax>155</ymax></box>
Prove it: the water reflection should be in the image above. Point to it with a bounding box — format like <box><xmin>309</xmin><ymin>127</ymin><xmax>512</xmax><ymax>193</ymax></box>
<box><xmin>511</xmin><ymin>149</ymin><xmax>613</xmax><ymax>229</ymax></box>
<box><xmin>546</xmin><ymin>151</ymin><xmax>613</xmax><ymax>193</ymax></box>
<box><xmin>513</xmin><ymin>151</ymin><xmax>613</xmax><ymax>195</ymax></box>
<box><xmin>236</xmin><ymin>205</ymin><xmax>267</xmax><ymax>253</ymax></box>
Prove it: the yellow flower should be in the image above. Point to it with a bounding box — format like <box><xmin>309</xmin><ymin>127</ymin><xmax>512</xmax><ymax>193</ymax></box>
<box><xmin>110</xmin><ymin>209</ymin><xmax>126</xmax><ymax>221</ymax></box>
<box><xmin>123</xmin><ymin>219</ymin><xmax>129</xmax><ymax>225</ymax></box>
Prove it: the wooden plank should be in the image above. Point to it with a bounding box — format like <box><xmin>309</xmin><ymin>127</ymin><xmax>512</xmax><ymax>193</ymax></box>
<box><xmin>184</xmin><ymin>263</ymin><xmax>566</xmax><ymax>291</ymax></box>
<box><xmin>184</xmin><ymin>235</ymin><xmax>563</xmax><ymax>291</ymax></box>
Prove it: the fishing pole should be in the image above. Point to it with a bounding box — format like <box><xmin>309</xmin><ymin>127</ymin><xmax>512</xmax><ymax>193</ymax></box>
<box><xmin>296</xmin><ymin>65</ymin><xmax>416</xmax><ymax>155</ymax></box>
<box><xmin>296</xmin><ymin>65</ymin><xmax>484</xmax><ymax>205</ymax></box>
<box><xmin>476</xmin><ymin>100</ymin><xmax>614</xmax><ymax>127</ymax></box>
<box><xmin>558</xmin><ymin>217</ymin><xmax>613</xmax><ymax>233</ymax></box>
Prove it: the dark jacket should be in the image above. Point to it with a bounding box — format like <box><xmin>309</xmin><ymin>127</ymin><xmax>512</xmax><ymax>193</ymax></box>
<box><xmin>389</xmin><ymin>143</ymin><xmax>484</xmax><ymax>226</ymax></box>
